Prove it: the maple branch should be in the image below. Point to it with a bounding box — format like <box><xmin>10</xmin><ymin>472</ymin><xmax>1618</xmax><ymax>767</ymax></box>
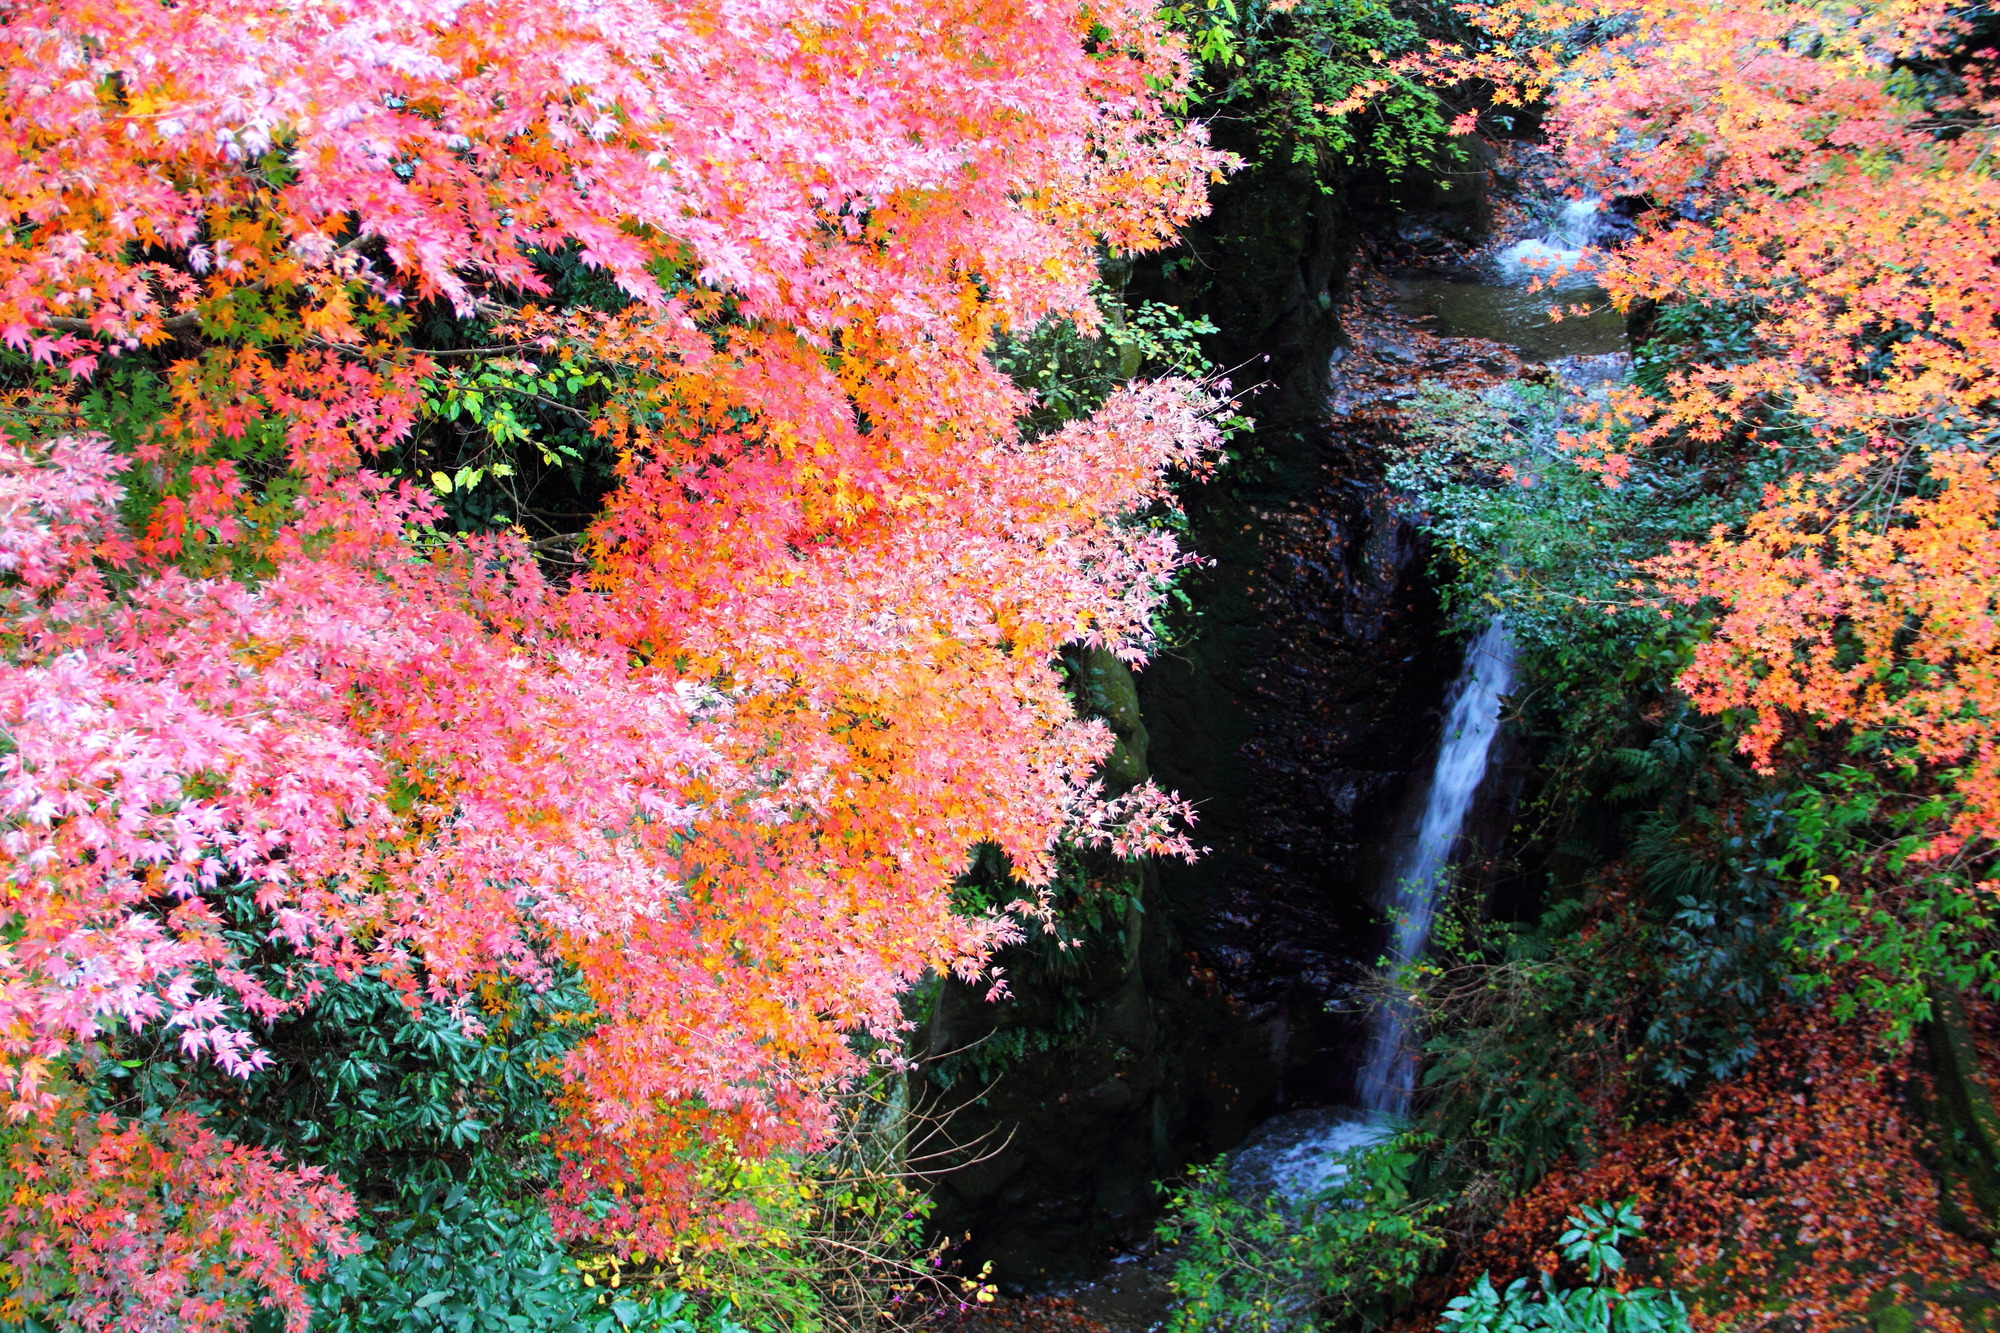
<box><xmin>402</xmin><ymin>342</ymin><xmax>545</xmax><ymax>358</ymax></box>
<box><xmin>41</xmin><ymin>312</ymin><xmax>201</xmax><ymax>337</ymax></box>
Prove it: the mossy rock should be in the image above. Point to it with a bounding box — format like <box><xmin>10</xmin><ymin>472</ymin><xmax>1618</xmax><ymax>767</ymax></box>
<box><xmin>1075</xmin><ymin>646</ymin><xmax>1150</xmax><ymax>789</ymax></box>
<box><xmin>1923</xmin><ymin>982</ymin><xmax>2000</xmax><ymax>1239</ymax></box>
<box><xmin>1867</xmin><ymin>1303</ymin><xmax>1919</xmax><ymax>1333</ymax></box>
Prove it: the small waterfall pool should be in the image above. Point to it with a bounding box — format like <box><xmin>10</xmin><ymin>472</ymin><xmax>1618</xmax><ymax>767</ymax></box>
<box><xmin>1227</xmin><ymin>1105</ymin><xmax>1386</xmax><ymax>1202</ymax></box>
<box><xmin>1388</xmin><ymin>195</ymin><xmax>1627</xmax><ymax>363</ymax></box>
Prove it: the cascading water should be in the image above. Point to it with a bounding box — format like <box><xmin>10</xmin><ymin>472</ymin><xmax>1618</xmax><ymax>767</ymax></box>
<box><xmin>1355</xmin><ymin>619</ymin><xmax>1517</xmax><ymax>1120</ymax></box>
<box><xmin>1387</xmin><ymin>195</ymin><xmax>1624</xmax><ymax>363</ymax></box>
<box><xmin>1224</xmin><ymin>195</ymin><xmax>1570</xmax><ymax>1206</ymax></box>
<box><xmin>1495</xmin><ymin>196</ymin><xmax>1605</xmax><ymax>286</ymax></box>
<box><xmin>1227</xmin><ymin>621</ymin><xmax>1517</xmax><ymax>1199</ymax></box>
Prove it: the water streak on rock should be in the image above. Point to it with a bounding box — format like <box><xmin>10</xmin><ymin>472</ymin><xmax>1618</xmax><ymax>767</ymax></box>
<box><xmin>1357</xmin><ymin>619</ymin><xmax>1517</xmax><ymax>1119</ymax></box>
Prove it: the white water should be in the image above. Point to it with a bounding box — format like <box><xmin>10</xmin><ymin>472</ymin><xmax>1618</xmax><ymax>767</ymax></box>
<box><xmin>1355</xmin><ymin>620</ymin><xmax>1517</xmax><ymax>1120</ymax></box>
<box><xmin>1216</xmin><ymin>203</ymin><xmax>1558</xmax><ymax>1199</ymax></box>
<box><xmin>1227</xmin><ymin>1105</ymin><xmax>1387</xmax><ymax>1203</ymax></box>
<box><xmin>1496</xmin><ymin>196</ymin><xmax>1604</xmax><ymax>288</ymax></box>
<box><xmin>1385</xmin><ymin>192</ymin><xmax>1626</xmax><ymax>367</ymax></box>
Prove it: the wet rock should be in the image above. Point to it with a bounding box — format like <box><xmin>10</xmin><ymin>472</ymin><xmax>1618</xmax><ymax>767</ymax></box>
<box><xmin>1549</xmin><ymin>351</ymin><xmax>1631</xmax><ymax>390</ymax></box>
<box><xmin>1080</xmin><ymin>1076</ymin><xmax>1136</xmax><ymax>1112</ymax></box>
<box><xmin>1324</xmin><ymin>772</ymin><xmax>1396</xmax><ymax>818</ymax></box>
<box><xmin>1363</xmin><ymin>334</ymin><xmax>1421</xmax><ymax>364</ymax></box>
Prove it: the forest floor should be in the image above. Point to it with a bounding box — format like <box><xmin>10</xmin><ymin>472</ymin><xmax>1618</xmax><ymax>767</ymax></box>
<box><xmin>945</xmin><ymin>1245</ymin><xmax>1177</xmax><ymax>1333</ymax></box>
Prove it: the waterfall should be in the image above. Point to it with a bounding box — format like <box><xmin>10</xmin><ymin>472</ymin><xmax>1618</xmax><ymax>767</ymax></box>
<box><xmin>1496</xmin><ymin>196</ymin><xmax>1604</xmax><ymax>287</ymax></box>
<box><xmin>1355</xmin><ymin>619</ymin><xmax>1517</xmax><ymax>1120</ymax></box>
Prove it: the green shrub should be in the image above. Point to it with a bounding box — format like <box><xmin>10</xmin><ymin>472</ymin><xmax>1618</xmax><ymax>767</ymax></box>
<box><xmin>1440</xmin><ymin>1202</ymin><xmax>1690</xmax><ymax>1333</ymax></box>
<box><xmin>1157</xmin><ymin>1132</ymin><xmax>1445</xmax><ymax>1332</ymax></box>
<box><xmin>1165</xmin><ymin>0</ymin><xmax>1451</xmax><ymax>179</ymax></box>
<box><xmin>308</xmin><ymin>1188</ymin><xmax>726</xmax><ymax>1333</ymax></box>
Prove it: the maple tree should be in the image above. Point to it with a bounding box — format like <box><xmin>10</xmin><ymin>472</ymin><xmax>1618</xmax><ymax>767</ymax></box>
<box><xmin>1418</xmin><ymin>0</ymin><xmax>2000</xmax><ymax>861</ymax></box>
<box><xmin>0</xmin><ymin>0</ymin><xmax>1233</xmax><ymax>1325</ymax></box>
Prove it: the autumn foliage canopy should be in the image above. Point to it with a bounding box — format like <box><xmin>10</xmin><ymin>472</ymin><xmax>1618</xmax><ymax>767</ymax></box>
<box><xmin>1401</xmin><ymin>0</ymin><xmax>2000</xmax><ymax>1317</ymax></box>
<box><xmin>0</xmin><ymin>0</ymin><xmax>1227</xmax><ymax>1323</ymax></box>
<box><xmin>1433</xmin><ymin>0</ymin><xmax>2000</xmax><ymax>858</ymax></box>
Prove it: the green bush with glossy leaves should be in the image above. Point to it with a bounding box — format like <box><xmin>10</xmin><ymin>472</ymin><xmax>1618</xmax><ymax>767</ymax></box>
<box><xmin>1440</xmin><ymin>1203</ymin><xmax>1691</xmax><ymax>1333</ymax></box>
<box><xmin>1157</xmin><ymin>1132</ymin><xmax>1446</xmax><ymax>1332</ymax></box>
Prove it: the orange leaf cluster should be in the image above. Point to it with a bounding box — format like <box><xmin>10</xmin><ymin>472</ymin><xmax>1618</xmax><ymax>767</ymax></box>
<box><xmin>1419</xmin><ymin>0</ymin><xmax>2000</xmax><ymax>855</ymax></box>
<box><xmin>1</xmin><ymin>1108</ymin><xmax>357</xmax><ymax>1332</ymax></box>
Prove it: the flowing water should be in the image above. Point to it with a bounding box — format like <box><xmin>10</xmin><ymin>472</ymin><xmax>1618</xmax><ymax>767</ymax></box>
<box><xmin>976</xmin><ymin>185</ymin><xmax>1587</xmax><ymax>1329</ymax></box>
<box><xmin>1389</xmin><ymin>196</ymin><xmax>1627</xmax><ymax>363</ymax></box>
<box><xmin>1494</xmin><ymin>196</ymin><xmax>1606</xmax><ymax>284</ymax></box>
<box><xmin>1217</xmin><ymin>194</ymin><xmax>1584</xmax><ymax>1195</ymax></box>
<box><xmin>1228</xmin><ymin>1105</ymin><xmax>1386</xmax><ymax>1201</ymax></box>
<box><xmin>1355</xmin><ymin>619</ymin><xmax>1517</xmax><ymax>1119</ymax></box>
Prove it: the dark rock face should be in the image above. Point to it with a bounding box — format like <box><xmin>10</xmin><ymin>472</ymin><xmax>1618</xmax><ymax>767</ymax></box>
<box><xmin>1140</xmin><ymin>425</ymin><xmax>1454</xmax><ymax>1125</ymax></box>
<box><xmin>921</xmin><ymin>133</ymin><xmax>1477</xmax><ymax>1289</ymax></box>
<box><xmin>1175</xmin><ymin>155</ymin><xmax>1352</xmax><ymax>426</ymax></box>
<box><xmin>1130</xmin><ymin>126</ymin><xmax>1465</xmax><ymax>1127</ymax></box>
<box><xmin>914</xmin><ymin>855</ymin><xmax>1195</xmax><ymax>1288</ymax></box>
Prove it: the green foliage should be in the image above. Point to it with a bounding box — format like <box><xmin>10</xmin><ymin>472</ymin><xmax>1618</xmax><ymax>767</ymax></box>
<box><xmin>1161</xmin><ymin>0</ymin><xmax>1248</xmax><ymax>68</ymax></box>
<box><xmin>1402</xmin><ymin>900</ymin><xmax>1636</xmax><ymax>1214</ymax></box>
<box><xmin>1781</xmin><ymin>766</ymin><xmax>2000</xmax><ymax>1037</ymax></box>
<box><xmin>1628</xmin><ymin>302</ymin><xmax>1760</xmax><ymax>404</ymax></box>
<box><xmin>1556</xmin><ymin>1199</ymin><xmax>1642</xmax><ymax>1281</ymax></box>
<box><xmin>1165</xmin><ymin>0</ymin><xmax>1450</xmax><ymax>178</ymax></box>
<box><xmin>399</xmin><ymin>343</ymin><xmax>621</xmax><ymax>538</ymax></box>
<box><xmin>1387</xmin><ymin>380</ymin><xmax>1744</xmax><ymax>686</ymax></box>
<box><xmin>387</xmin><ymin>241</ymin><xmax>673</xmax><ymax>540</ymax></box>
<box><xmin>1156</xmin><ymin>1133</ymin><xmax>1446</xmax><ymax>1332</ymax></box>
<box><xmin>1440</xmin><ymin>1204</ymin><xmax>1690</xmax><ymax>1333</ymax></box>
<box><xmin>308</xmin><ymin>1189</ymin><xmax>730</xmax><ymax>1333</ymax></box>
<box><xmin>990</xmin><ymin>281</ymin><xmax>1237</xmax><ymax>437</ymax></box>
<box><xmin>99</xmin><ymin>890</ymin><xmax>583</xmax><ymax>1201</ymax></box>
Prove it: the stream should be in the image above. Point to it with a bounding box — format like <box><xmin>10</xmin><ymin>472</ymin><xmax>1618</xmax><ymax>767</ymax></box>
<box><xmin>951</xmin><ymin>181</ymin><xmax>1622</xmax><ymax>1333</ymax></box>
<box><xmin>1218</xmin><ymin>200</ymin><xmax>1611</xmax><ymax>1201</ymax></box>
<box><xmin>1391</xmin><ymin>197</ymin><xmax>1625</xmax><ymax>364</ymax></box>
